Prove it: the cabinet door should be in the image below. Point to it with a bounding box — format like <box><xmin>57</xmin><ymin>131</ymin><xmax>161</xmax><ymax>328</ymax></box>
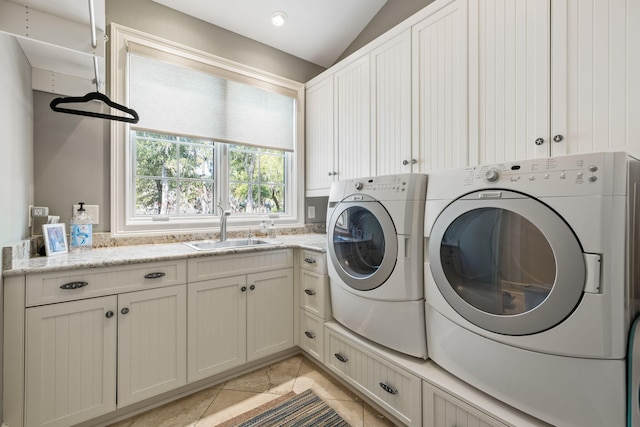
<box><xmin>187</xmin><ymin>276</ymin><xmax>247</xmax><ymax>382</ymax></box>
<box><xmin>423</xmin><ymin>381</ymin><xmax>508</xmax><ymax>427</ymax></box>
<box><xmin>412</xmin><ymin>0</ymin><xmax>469</xmax><ymax>173</ymax></box>
<box><xmin>469</xmin><ymin>0</ymin><xmax>550</xmax><ymax>163</ymax></box>
<box><xmin>551</xmin><ymin>0</ymin><xmax>640</xmax><ymax>155</ymax></box>
<box><xmin>247</xmin><ymin>268</ymin><xmax>294</xmax><ymax>361</ymax></box>
<box><xmin>335</xmin><ymin>55</ymin><xmax>372</xmax><ymax>180</ymax></box>
<box><xmin>306</xmin><ymin>76</ymin><xmax>336</xmax><ymax>196</ymax></box>
<box><xmin>372</xmin><ymin>29</ymin><xmax>413</xmax><ymax>175</ymax></box>
<box><xmin>117</xmin><ymin>285</ymin><xmax>187</xmax><ymax>407</ymax></box>
<box><xmin>25</xmin><ymin>296</ymin><xmax>117</xmax><ymax>427</ymax></box>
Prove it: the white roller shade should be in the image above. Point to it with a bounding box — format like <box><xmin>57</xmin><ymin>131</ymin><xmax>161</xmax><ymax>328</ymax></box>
<box><xmin>128</xmin><ymin>46</ymin><xmax>296</xmax><ymax>151</ymax></box>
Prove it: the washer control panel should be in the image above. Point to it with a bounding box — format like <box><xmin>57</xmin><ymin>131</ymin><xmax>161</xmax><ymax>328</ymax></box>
<box><xmin>464</xmin><ymin>155</ymin><xmax>602</xmax><ymax>188</ymax></box>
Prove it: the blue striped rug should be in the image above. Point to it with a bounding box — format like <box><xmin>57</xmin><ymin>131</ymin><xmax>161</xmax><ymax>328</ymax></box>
<box><xmin>217</xmin><ymin>389</ymin><xmax>350</xmax><ymax>427</ymax></box>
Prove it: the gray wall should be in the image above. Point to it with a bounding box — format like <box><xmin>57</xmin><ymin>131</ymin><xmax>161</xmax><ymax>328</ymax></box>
<box><xmin>337</xmin><ymin>0</ymin><xmax>436</xmax><ymax>63</ymax></box>
<box><xmin>0</xmin><ymin>32</ymin><xmax>34</xmax><ymax>423</ymax></box>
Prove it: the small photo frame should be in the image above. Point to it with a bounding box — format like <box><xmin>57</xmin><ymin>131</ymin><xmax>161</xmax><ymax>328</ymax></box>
<box><xmin>42</xmin><ymin>223</ymin><xmax>69</xmax><ymax>256</ymax></box>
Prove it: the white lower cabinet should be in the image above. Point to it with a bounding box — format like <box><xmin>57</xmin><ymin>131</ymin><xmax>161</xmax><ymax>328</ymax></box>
<box><xmin>117</xmin><ymin>285</ymin><xmax>187</xmax><ymax>407</ymax></box>
<box><xmin>423</xmin><ymin>381</ymin><xmax>507</xmax><ymax>427</ymax></box>
<box><xmin>187</xmin><ymin>267</ymin><xmax>294</xmax><ymax>383</ymax></box>
<box><xmin>25</xmin><ymin>296</ymin><xmax>117</xmax><ymax>427</ymax></box>
<box><xmin>325</xmin><ymin>326</ymin><xmax>422</xmax><ymax>427</ymax></box>
<box><xmin>24</xmin><ymin>284</ymin><xmax>187</xmax><ymax>426</ymax></box>
<box><xmin>298</xmin><ymin>249</ymin><xmax>331</xmax><ymax>363</ymax></box>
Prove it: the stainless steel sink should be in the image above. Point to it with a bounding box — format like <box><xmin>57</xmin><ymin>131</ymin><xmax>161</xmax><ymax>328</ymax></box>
<box><xmin>183</xmin><ymin>238</ymin><xmax>278</xmax><ymax>251</ymax></box>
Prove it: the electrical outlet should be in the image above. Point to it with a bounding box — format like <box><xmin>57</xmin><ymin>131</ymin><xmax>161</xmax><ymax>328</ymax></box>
<box><xmin>73</xmin><ymin>204</ymin><xmax>99</xmax><ymax>225</ymax></box>
<box><xmin>32</xmin><ymin>206</ymin><xmax>49</xmax><ymax>217</ymax></box>
<box><xmin>307</xmin><ymin>206</ymin><xmax>316</xmax><ymax>219</ymax></box>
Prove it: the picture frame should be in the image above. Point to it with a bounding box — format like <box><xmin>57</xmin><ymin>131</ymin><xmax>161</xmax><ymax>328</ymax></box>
<box><xmin>42</xmin><ymin>223</ymin><xmax>69</xmax><ymax>256</ymax></box>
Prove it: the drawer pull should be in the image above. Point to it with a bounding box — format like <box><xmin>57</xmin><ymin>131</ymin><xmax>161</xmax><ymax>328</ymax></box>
<box><xmin>304</xmin><ymin>331</ymin><xmax>316</xmax><ymax>339</ymax></box>
<box><xmin>334</xmin><ymin>353</ymin><xmax>348</xmax><ymax>363</ymax></box>
<box><xmin>121</xmin><ymin>308</ymin><xmax>129</xmax><ymax>315</ymax></box>
<box><xmin>304</xmin><ymin>257</ymin><xmax>317</xmax><ymax>264</ymax></box>
<box><xmin>379</xmin><ymin>382</ymin><xmax>398</xmax><ymax>395</ymax></box>
<box><xmin>304</xmin><ymin>289</ymin><xmax>316</xmax><ymax>296</ymax></box>
<box><xmin>144</xmin><ymin>272</ymin><xmax>166</xmax><ymax>279</ymax></box>
<box><xmin>60</xmin><ymin>281</ymin><xmax>88</xmax><ymax>290</ymax></box>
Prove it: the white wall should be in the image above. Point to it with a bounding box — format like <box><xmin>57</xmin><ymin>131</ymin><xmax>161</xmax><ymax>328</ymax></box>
<box><xmin>0</xmin><ymin>31</ymin><xmax>34</xmax><ymax>423</ymax></box>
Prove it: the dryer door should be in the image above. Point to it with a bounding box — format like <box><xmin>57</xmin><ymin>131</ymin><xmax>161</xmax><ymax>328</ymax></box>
<box><xmin>429</xmin><ymin>190</ymin><xmax>586</xmax><ymax>335</ymax></box>
<box><xmin>328</xmin><ymin>200</ymin><xmax>398</xmax><ymax>291</ymax></box>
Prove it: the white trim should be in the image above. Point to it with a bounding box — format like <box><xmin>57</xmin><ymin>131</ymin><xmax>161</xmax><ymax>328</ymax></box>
<box><xmin>110</xmin><ymin>24</ymin><xmax>305</xmax><ymax>237</ymax></box>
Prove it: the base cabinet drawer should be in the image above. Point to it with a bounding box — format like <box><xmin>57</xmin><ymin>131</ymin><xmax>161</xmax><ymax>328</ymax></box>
<box><xmin>423</xmin><ymin>381</ymin><xmax>508</xmax><ymax>427</ymax></box>
<box><xmin>325</xmin><ymin>327</ymin><xmax>422</xmax><ymax>426</ymax></box>
<box><xmin>300</xmin><ymin>269</ymin><xmax>331</xmax><ymax>319</ymax></box>
<box><xmin>299</xmin><ymin>309</ymin><xmax>324</xmax><ymax>363</ymax></box>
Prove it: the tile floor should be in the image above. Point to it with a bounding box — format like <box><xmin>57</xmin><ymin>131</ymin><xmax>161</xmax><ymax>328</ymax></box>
<box><xmin>107</xmin><ymin>354</ymin><xmax>397</xmax><ymax>427</ymax></box>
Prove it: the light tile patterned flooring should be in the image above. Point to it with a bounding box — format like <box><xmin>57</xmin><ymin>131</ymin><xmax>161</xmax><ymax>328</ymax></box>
<box><xmin>108</xmin><ymin>354</ymin><xmax>397</xmax><ymax>426</ymax></box>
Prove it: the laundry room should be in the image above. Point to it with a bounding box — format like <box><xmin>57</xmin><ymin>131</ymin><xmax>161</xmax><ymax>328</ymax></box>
<box><xmin>2</xmin><ymin>1</ymin><xmax>640</xmax><ymax>427</ymax></box>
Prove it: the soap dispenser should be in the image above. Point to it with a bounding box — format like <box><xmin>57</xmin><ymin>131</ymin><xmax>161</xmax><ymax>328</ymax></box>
<box><xmin>70</xmin><ymin>202</ymin><xmax>93</xmax><ymax>252</ymax></box>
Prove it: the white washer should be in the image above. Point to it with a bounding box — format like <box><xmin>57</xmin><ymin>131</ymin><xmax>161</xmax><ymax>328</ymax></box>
<box><xmin>424</xmin><ymin>152</ymin><xmax>640</xmax><ymax>427</ymax></box>
<box><xmin>327</xmin><ymin>173</ymin><xmax>428</xmax><ymax>359</ymax></box>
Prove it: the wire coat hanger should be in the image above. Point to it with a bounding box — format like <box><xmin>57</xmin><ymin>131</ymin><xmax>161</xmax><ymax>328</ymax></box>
<box><xmin>49</xmin><ymin>0</ymin><xmax>139</xmax><ymax>124</ymax></box>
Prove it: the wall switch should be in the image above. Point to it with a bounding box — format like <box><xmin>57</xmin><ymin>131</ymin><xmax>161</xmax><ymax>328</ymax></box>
<box><xmin>73</xmin><ymin>204</ymin><xmax>99</xmax><ymax>225</ymax></box>
<box><xmin>307</xmin><ymin>206</ymin><xmax>316</xmax><ymax>219</ymax></box>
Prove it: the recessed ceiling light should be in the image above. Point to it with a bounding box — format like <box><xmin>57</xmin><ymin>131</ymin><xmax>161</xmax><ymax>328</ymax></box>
<box><xmin>271</xmin><ymin>11</ymin><xmax>287</xmax><ymax>27</ymax></box>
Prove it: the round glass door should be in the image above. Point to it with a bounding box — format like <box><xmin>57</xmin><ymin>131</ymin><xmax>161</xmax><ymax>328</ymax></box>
<box><xmin>328</xmin><ymin>202</ymin><xmax>397</xmax><ymax>291</ymax></box>
<box><xmin>429</xmin><ymin>191</ymin><xmax>585</xmax><ymax>335</ymax></box>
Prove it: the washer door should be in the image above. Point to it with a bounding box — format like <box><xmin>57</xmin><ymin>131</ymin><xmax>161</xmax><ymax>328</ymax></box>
<box><xmin>328</xmin><ymin>201</ymin><xmax>398</xmax><ymax>291</ymax></box>
<box><xmin>429</xmin><ymin>190</ymin><xmax>586</xmax><ymax>335</ymax></box>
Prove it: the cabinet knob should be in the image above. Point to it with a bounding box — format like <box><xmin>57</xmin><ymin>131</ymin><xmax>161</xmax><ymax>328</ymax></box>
<box><xmin>553</xmin><ymin>134</ymin><xmax>564</xmax><ymax>143</ymax></box>
<box><xmin>402</xmin><ymin>159</ymin><xmax>417</xmax><ymax>165</ymax></box>
<box><xmin>121</xmin><ymin>308</ymin><xmax>129</xmax><ymax>315</ymax></box>
<box><xmin>304</xmin><ymin>257</ymin><xmax>316</xmax><ymax>264</ymax></box>
<box><xmin>379</xmin><ymin>382</ymin><xmax>398</xmax><ymax>395</ymax></box>
<box><xmin>328</xmin><ymin>171</ymin><xmax>338</xmax><ymax>176</ymax></box>
<box><xmin>144</xmin><ymin>272</ymin><xmax>166</xmax><ymax>279</ymax></box>
<box><xmin>304</xmin><ymin>331</ymin><xmax>316</xmax><ymax>339</ymax></box>
<box><xmin>334</xmin><ymin>353</ymin><xmax>348</xmax><ymax>363</ymax></box>
<box><xmin>250</xmin><ymin>284</ymin><xmax>255</xmax><ymax>291</ymax></box>
<box><xmin>105</xmin><ymin>311</ymin><xmax>114</xmax><ymax>319</ymax></box>
<box><xmin>304</xmin><ymin>289</ymin><xmax>316</xmax><ymax>296</ymax></box>
<box><xmin>534</xmin><ymin>137</ymin><xmax>545</xmax><ymax>146</ymax></box>
<box><xmin>241</xmin><ymin>286</ymin><xmax>247</xmax><ymax>292</ymax></box>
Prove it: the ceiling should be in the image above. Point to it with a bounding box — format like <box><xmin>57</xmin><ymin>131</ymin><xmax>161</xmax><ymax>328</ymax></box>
<box><xmin>151</xmin><ymin>0</ymin><xmax>388</xmax><ymax>68</ymax></box>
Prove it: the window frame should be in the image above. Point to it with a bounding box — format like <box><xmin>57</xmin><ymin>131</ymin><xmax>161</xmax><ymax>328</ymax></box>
<box><xmin>110</xmin><ymin>24</ymin><xmax>305</xmax><ymax>237</ymax></box>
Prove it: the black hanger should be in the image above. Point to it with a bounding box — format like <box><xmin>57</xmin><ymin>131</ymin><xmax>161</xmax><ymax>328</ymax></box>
<box><xmin>50</xmin><ymin>91</ymin><xmax>140</xmax><ymax>124</ymax></box>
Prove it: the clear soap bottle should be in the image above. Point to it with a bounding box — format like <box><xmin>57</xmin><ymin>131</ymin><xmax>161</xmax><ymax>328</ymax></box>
<box><xmin>70</xmin><ymin>202</ymin><xmax>93</xmax><ymax>252</ymax></box>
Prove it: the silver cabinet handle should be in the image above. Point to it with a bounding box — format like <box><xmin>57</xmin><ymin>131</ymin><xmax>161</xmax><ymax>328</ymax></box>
<box><xmin>535</xmin><ymin>137</ymin><xmax>545</xmax><ymax>146</ymax></box>
<box><xmin>304</xmin><ymin>331</ymin><xmax>316</xmax><ymax>339</ymax></box>
<box><xmin>60</xmin><ymin>281</ymin><xmax>88</xmax><ymax>290</ymax></box>
<box><xmin>334</xmin><ymin>353</ymin><xmax>348</xmax><ymax>363</ymax></box>
<box><xmin>304</xmin><ymin>289</ymin><xmax>316</xmax><ymax>296</ymax></box>
<box><xmin>553</xmin><ymin>134</ymin><xmax>564</xmax><ymax>143</ymax></box>
<box><xmin>379</xmin><ymin>382</ymin><xmax>398</xmax><ymax>395</ymax></box>
<box><xmin>144</xmin><ymin>272</ymin><xmax>166</xmax><ymax>279</ymax></box>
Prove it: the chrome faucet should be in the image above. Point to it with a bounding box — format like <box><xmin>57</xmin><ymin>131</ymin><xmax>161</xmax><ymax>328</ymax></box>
<box><xmin>218</xmin><ymin>203</ymin><xmax>231</xmax><ymax>242</ymax></box>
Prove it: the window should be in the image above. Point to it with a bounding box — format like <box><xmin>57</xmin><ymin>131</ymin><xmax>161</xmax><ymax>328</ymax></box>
<box><xmin>110</xmin><ymin>25</ymin><xmax>304</xmax><ymax>236</ymax></box>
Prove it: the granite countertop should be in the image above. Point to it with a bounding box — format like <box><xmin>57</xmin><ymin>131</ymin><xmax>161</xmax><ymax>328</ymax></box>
<box><xmin>4</xmin><ymin>234</ymin><xmax>327</xmax><ymax>277</ymax></box>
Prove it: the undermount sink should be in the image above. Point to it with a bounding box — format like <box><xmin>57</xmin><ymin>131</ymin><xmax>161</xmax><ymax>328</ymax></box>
<box><xmin>183</xmin><ymin>238</ymin><xmax>279</xmax><ymax>251</ymax></box>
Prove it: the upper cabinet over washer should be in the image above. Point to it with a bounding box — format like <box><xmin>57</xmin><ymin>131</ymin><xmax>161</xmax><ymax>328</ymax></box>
<box><xmin>0</xmin><ymin>0</ymin><xmax>106</xmax><ymax>95</ymax></box>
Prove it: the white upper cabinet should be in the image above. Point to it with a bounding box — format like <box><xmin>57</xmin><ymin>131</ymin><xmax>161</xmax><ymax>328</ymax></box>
<box><xmin>469</xmin><ymin>0</ymin><xmax>550</xmax><ymax>164</ymax></box>
<box><xmin>335</xmin><ymin>55</ymin><xmax>373</xmax><ymax>181</ymax></box>
<box><xmin>305</xmin><ymin>76</ymin><xmax>336</xmax><ymax>196</ymax></box>
<box><xmin>552</xmin><ymin>0</ymin><xmax>640</xmax><ymax>155</ymax></box>
<box><xmin>412</xmin><ymin>0</ymin><xmax>469</xmax><ymax>173</ymax></box>
<box><xmin>0</xmin><ymin>0</ymin><xmax>106</xmax><ymax>95</ymax></box>
<box><xmin>371</xmin><ymin>29</ymin><xmax>413</xmax><ymax>175</ymax></box>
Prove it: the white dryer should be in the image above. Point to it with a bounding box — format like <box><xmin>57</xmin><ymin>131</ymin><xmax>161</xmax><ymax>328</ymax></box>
<box><xmin>424</xmin><ymin>152</ymin><xmax>640</xmax><ymax>427</ymax></box>
<box><xmin>327</xmin><ymin>173</ymin><xmax>428</xmax><ymax>359</ymax></box>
